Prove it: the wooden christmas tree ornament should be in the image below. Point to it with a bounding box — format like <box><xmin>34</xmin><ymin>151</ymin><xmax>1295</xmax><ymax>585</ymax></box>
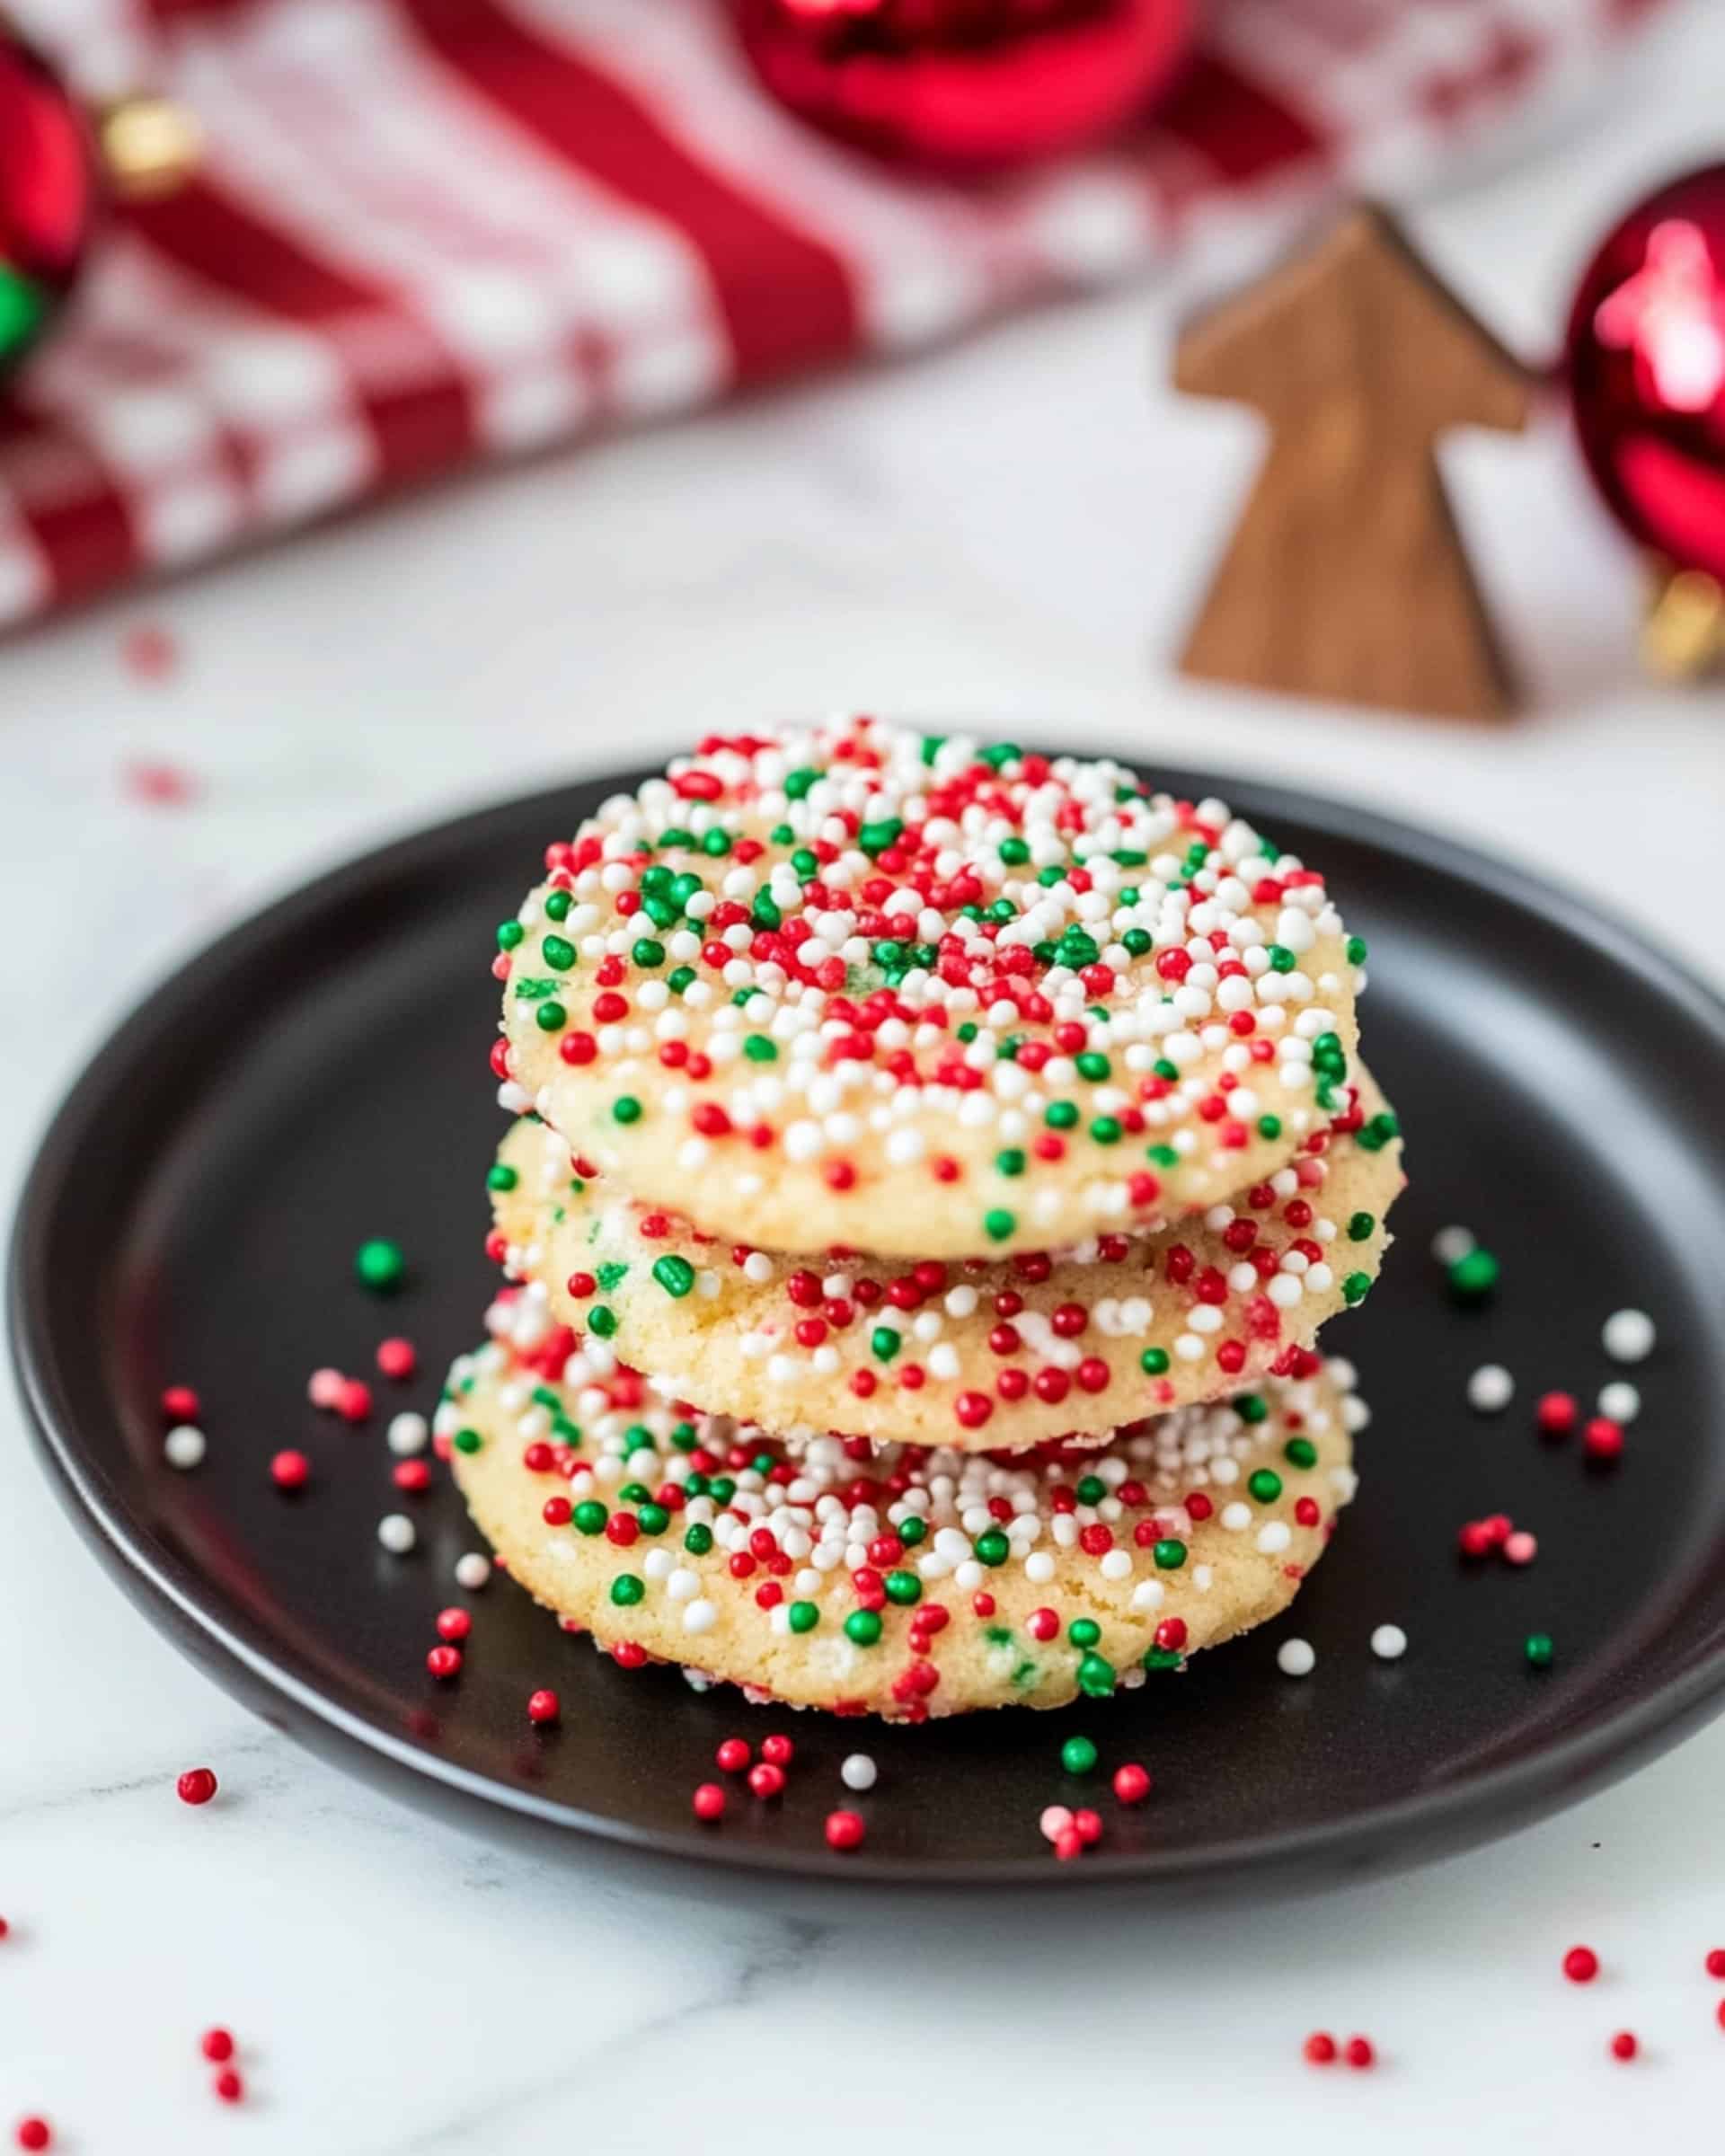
<box><xmin>1173</xmin><ymin>205</ymin><xmax>1533</xmax><ymax>720</ymax></box>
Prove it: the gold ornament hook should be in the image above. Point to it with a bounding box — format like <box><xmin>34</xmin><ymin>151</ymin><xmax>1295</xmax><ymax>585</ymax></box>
<box><xmin>96</xmin><ymin>94</ymin><xmax>202</xmax><ymax>201</ymax></box>
<box><xmin>1641</xmin><ymin>563</ymin><xmax>1725</xmax><ymax>681</ymax></box>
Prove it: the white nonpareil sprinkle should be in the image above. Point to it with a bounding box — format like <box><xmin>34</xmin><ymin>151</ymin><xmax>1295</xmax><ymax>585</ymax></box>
<box><xmin>1467</xmin><ymin>1364</ymin><xmax>1514</xmax><ymax>1414</ymax></box>
<box><xmin>1370</xmin><ymin>1623</ymin><xmax>1408</xmax><ymax>1661</ymax></box>
<box><xmin>455</xmin><ymin>1553</ymin><xmax>491</xmax><ymax>1590</ymax></box>
<box><xmin>163</xmin><ymin>1424</ymin><xmax>206</xmax><ymax>1470</ymax></box>
<box><xmin>1277</xmin><ymin>1637</ymin><xmax>1316</xmax><ymax>1678</ymax></box>
<box><xmin>1598</xmin><ymin>1381</ymin><xmax>1641</xmax><ymax>1424</ymax></box>
<box><xmin>841</xmin><ymin>1754</ymin><xmax>878</xmax><ymax>1792</ymax></box>
<box><xmin>1602</xmin><ymin>1308</ymin><xmax>1655</xmax><ymax>1364</ymax></box>
<box><xmin>387</xmin><ymin>1411</ymin><xmax>429</xmax><ymax>1456</ymax></box>
<box><xmin>376</xmin><ymin>1513</ymin><xmax>417</xmax><ymax>1554</ymax></box>
<box><xmin>1430</xmin><ymin>1224</ymin><xmax>1475</xmax><ymax>1267</ymax></box>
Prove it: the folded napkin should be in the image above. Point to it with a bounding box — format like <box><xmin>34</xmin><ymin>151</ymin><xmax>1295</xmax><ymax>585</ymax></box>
<box><xmin>0</xmin><ymin>0</ymin><xmax>1668</xmax><ymax>630</ymax></box>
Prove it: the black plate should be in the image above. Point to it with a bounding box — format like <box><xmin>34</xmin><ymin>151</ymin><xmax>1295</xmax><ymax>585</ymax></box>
<box><xmin>13</xmin><ymin>765</ymin><xmax>1725</xmax><ymax>1902</ymax></box>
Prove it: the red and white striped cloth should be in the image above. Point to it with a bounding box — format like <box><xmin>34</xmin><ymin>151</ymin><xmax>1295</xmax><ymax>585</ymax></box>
<box><xmin>2</xmin><ymin>0</ymin><xmax>1671</xmax><ymax>630</ymax></box>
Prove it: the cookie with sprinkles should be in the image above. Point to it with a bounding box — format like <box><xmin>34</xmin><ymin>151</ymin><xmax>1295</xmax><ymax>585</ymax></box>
<box><xmin>485</xmin><ymin>1071</ymin><xmax>1401</xmax><ymax>1452</ymax></box>
<box><xmin>442</xmin><ymin>1290</ymin><xmax>1363</xmax><ymax>1720</ymax></box>
<box><xmin>495</xmin><ymin>720</ymin><xmax>1365</xmax><ymax>1259</ymax></box>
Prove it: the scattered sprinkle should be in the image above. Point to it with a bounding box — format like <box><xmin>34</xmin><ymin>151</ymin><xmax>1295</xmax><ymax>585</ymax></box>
<box><xmin>376</xmin><ymin>1337</ymin><xmax>418</xmax><ymax>1381</ymax></box>
<box><xmin>1466</xmin><ymin>1363</ymin><xmax>1514</xmax><ymax>1412</ymax></box>
<box><xmin>825</xmin><ymin>1808</ymin><xmax>866</xmax><ymax>1851</ymax></box>
<box><xmin>1707</xmin><ymin>1948</ymin><xmax>1725</xmax><ymax>1979</ymax></box>
<box><xmin>1277</xmin><ymin>1637</ymin><xmax>1315</xmax><ymax>1678</ymax></box>
<box><xmin>1602</xmin><ymin>1309</ymin><xmax>1655</xmax><ymax>1364</ymax></box>
<box><xmin>121</xmin><ymin>622</ymin><xmax>180</xmax><ymax>681</ymax></box>
<box><xmin>526</xmin><ymin>1688</ymin><xmax>560</xmax><ymax>1726</ymax></box>
<box><xmin>376</xmin><ymin>1513</ymin><xmax>416</xmax><ymax>1554</ymax></box>
<box><xmin>1039</xmin><ymin>1805</ymin><xmax>1073</xmax><ymax>1843</ymax></box>
<box><xmin>1526</xmin><ymin>1632</ymin><xmax>1555</xmax><ymax>1669</ymax></box>
<box><xmin>1609</xmin><ymin>2030</ymin><xmax>1638</xmax><ymax>2063</ymax></box>
<box><xmin>387</xmin><ymin>1411</ymin><xmax>429</xmax><ymax>1456</ymax></box>
<box><xmin>213</xmin><ymin>2069</ymin><xmax>244</xmax><ymax>2103</ymax></box>
<box><xmin>1583</xmin><ymin>1417</ymin><xmax>1623</xmax><ymax>1463</ymax></box>
<box><xmin>161</xmin><ymin>1385</ymin><xmax>199</xmax><ymax>1422</ymax></box>
<box><xmin>1113</xmin><ymin>1761</ymin><xmax>1153</xmax><ymax>1804</ymax></box>
<box><xmin>1562</xmin><ymin>1945</ymin><xmax>1599</xmax><ymax>1984</ymax></box>
<box><xmin>1061</xmin><ymin>1734</ymin><xmax>1099</xmax><ymax>1776</ymax></box>
<box><xmin>454</xmin><ymin>1553</ymin><xmax>491</xmax><ymax>1590</ymax></box>
<box><xmin>1430</xmin><ymin>1224</ymin><xmax>1475</xmax><ymax>1266</ymax></box>
<box><xmin>1446</xmin><ymin>1247</ymin><xmax>1499</xmax><ymax>1303</ymax></box>
<box><xmin>1370</xmin><ymin>1623</ymin><xmax>1408</xmax><ymax>1660</ymax></box>
<box><xmin>1503</xmin><ymin>1530</ymin><xmax>1537</xmax><ymax>1566</ymax></box>
<box><xmin>1535</xmin><ymin>1391</ymin><xmax>1578</xmax><ymax>1436</ymax></box>
<box><xmin>123</xmin><ymin>760</ymin><xmax>197</xmax><ymax>805</ymax></box>
<box><xmin>355</xmin><ymin>1239</ymin><xmax>407</xmax><ymax>1294</ymax></box>
<box><xmin>307</xmin><ymin>1367</ymin><xmax>345</xmax><ymax>1409</ymax></box>
<box><xmin>175</xmin><ymin>1767</ymin><xmax>217</xmax><ymax>1807</ymax></box>
<box><xmin>1598</xmin><ymin>1382</ymin><xmax>1640</xmax><ymax>1424</ymax></box>
<box><xmin>841</xmin><ymin>1754</ymin><xmax>878</xmax><ymax>1792</ymax></box>
<box><xmin>270</xmin><ymin>1449</ymin><xmax>309</xmax><ymax>1491</ymax></box>
<box><xmin>692</xmin><ymin>1782</ymin><xmax>725</xmax><ymax>1821</ymax></box>
<box><xmin>15</xmin><ymin>2120</ymin><xmax>51</xmax><ymax>2152</ymax></box>
<box><xmin>1343</xmin><ymin>2036</ymin><xmax>1375</xmax><ymax>2070</ymax></box>
<box><xmin>163</xmin><ymin>1424</ymin><xmax>206</xmax><ymax>1470</ymax></box>
<box><xmin>200</xmin><ymin>2029</ymin><xmax>234</xmax><ymax>2063</ymax></box>
<box><xmin>1304</xmin><ymin>2032</ymin><xmax>1337</xmax><ymax>2065</ymax></box>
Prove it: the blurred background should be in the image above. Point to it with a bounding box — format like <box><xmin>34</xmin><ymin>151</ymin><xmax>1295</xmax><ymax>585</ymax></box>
<box><xmin>4</xmin><ymin>3</ymin><xmax>1725</xmax><ymax>2146</ymax></box>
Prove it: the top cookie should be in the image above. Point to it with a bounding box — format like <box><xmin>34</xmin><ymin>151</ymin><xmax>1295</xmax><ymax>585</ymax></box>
<box><xmin>497</xmin><ymin>720</ymin><xmax>1365</xmax><ymax>1259</ymax></box>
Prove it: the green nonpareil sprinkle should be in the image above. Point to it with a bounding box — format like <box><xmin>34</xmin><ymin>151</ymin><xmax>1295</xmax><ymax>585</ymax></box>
<box><xmin>355</xmin><ymin>1238</ymin><xmax>405</xmax><ymax>1293</ymax></box>
<box><xmin>1141</xmin><ymin>1348</ymin><xmax>1170</xmax><ymax>1376</ymax></box>
<box><xmin>1067</xmin><ymin>1618</ymin><xmax>1101</xmax><ymax>1648</ymax></box>
<box><xmin>883</xmin><ymin>1570</ymin><xmax>921</xmax><ymax>1605</ymax></box>
<box><xmin>1045</xmin><ymin>1100</ymin><xmax>1078</xmax><ymax>1129</ymax></box>
<box><xmin>631</xmin><ymin>938</ymin><xmax>665</xmax><ymax>968</ymax></box>
<box><xmin>535</xmin><ymin>1001</ymin><xmax>566</xmax><ymax>1033</ymax></box>
<box><xmin>1248</xmin><ymin>1468</ymin><xmax>1283</xmax><ymax>1504</ymax></box>
<box><xmin>1153</xmin><ymin>1538</ymin><xmax>1187</xmax><ymax>1570</ymax></box>
<box><xmin>1075</xmin><ymin>1051</ymin><xmax>1110</xmax><ymax>1082</ymax></box>
<box><xmin>452</xmin><ymin>1428</ymin><xmax>482</xmax><ymax>1455</ymax></box>
<box><xmin>684</xmin><ymin>1523</ymin><xmax>713</xmax><ymax>1555</ymax></box>
<box><xmin>610</xmin><ymin>1575</ymin><xmax>644</xmax><ymax>1606</ymax></box>
<box><xmin>844</xmin><ymin>1609</ymin><xmax>882</xmax><ymax>1646</ymax></box>
<box><xmin>871</xmin><ymin>1326</ymin><xmax>899</xmax><ymax>1363</ymax></box>
<box><xmin>497</xmin><ymin>921</ymin><xmax>525</xmax><ymax>950</ymax></box>
<box><xmin>1257</xmin><ymin>1114</ymin><xmax>1283</xmax><ymax>1140</ymax></box>
<box><xmin>541</xmin><ymin>934</ymin><xmax>576</xmax><ymax>971</ymax></box>
<box><xmin>983</xmin><ymin>1208</ymin><xmax>1016</xmax><ymax>1242</ymax></box>
<box><xmin>1341</xmin><ymin>1272</ymin><xmax>1373</xmax><ymax>1306</ymax></box>
<box><xmin>1346</xmin><ymin>935</ymin><xmax>1368</xmax><ymax>966</ymax></box>
<box><xmin>544</xmin><ymin>888</ymin><xmax>572</xmax><ymax>922</ymax></box>
<box><xmin>652</xmin><ymin>1254</ymin><xmax>695</xmax><ymax>1299</ymax></box>
<box><xmin>573</xmin><ymin>1500</ymin><xmax>607</xmax><ymax>1534</ymax></box>
<box><xmin>1284</xmin><ymin>1436</ymin><xmax>1318</xmax><ymax>1470</ymax></box>
<box><xmin>588</xmin><ymin>1305</ymin><xmax>618</xmax><ymax>1338</ymax></box>
<box><xmin>1061</xmin><ymin>1735</ymin><xmax>1098</xmax><ymax>1775</ymax></box>
<box><xmin>1347</xmin><ymin>1211</ymin><xmax>1376</xmax><ymax>1241</ymax></box>
<box><xmin>613</xmin><ymin>1096</ymin><xmax>642</xmax><ymax>1125</ymax></box>
<box><xmin>975</xmin><ymin>1529</ymin><xmax>1010</xmax><ymax>1567</ymax></box>
<box><xmin>487</xmin><ymin>1164</ymin><xmax>518</xmax><ymax>1193</ymax></box>
<box><xmin>995</xmin><ymin>1148</ymin><xmax>1026</xmax><ymax>1177</ymax></box>
<box><xmin>743</xmin><ymin>1034</ymin><xmax>777</xmax><ymax>1062</ymax></box>
<box><xmin>1077</xmin><ymin>1654</ymin><xmax>1117</xmax><ymax>1700</ymax></box>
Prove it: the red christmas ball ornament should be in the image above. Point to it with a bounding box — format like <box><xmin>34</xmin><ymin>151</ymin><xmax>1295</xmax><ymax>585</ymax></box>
<box><xmin>732</xmin><ymin>0</ymin><xmax>1199</xmax><ymax>172</ymax></box>
<box><xmin>1565</xmin><ymin>163</ymin><xmax>1725</xmax><ymax>674</ymax></box>
<box><xmin>0</xmin><ymin>31</ymin><xmax>98</xmax><ymax>378</ymax></box>
<box><xmin>0</xmin><ymin>28</ymin><xmax>199</xmax><ymax>390</ymax></box>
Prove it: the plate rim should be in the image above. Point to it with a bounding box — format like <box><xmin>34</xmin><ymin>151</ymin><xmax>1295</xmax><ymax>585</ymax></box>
<box><xmin>14</xmin><ymin>761</ymin><xmax>1725</xmax><ymax>1892</ymax></box>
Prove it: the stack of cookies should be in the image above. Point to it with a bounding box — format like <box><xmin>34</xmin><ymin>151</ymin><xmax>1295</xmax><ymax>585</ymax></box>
<box><xmin>439</xmin><ymin>720</ymin><xmax>1403</xmax><ymax>1719</ymax></box>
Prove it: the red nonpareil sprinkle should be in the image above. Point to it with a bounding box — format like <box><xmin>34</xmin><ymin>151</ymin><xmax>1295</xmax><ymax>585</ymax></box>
<box><xmin>376</xmin><ymin>1338</ymin><xmax>417</xmax><ymax>1381</ymax></box>
<box><xmin>122</xmin><ymin>622</ymin><xmax>180</xmax><ymax>681</ymax></box>
<box><xmin>1503</xmin><ymin>1530</ymin><xmax>1537</xmax><ymax>1566</ymax></box>
<box><xmin>1535</xmin><ymin>1391</ymin><xmax>1578</xmax><ymax>1436</ymax></box>
<box><xmin>161</xmin><ymin>1385</ymin><xmax>200</xmax><ymax>1422</ymax></box>
<box><xmin>692</xmin><ymin>1783</ymin><xmax>726</xmax><ymax>1822</ymax></box>
<box><xmin>1072</xmin><ymin>1808</ymin><xmax>1102</xmax><ymax>1846</ymax></box>
<box><xmin>176</xmin><ymin>1767</ymin><xmax>218</xmax><ymax>1807</ymax></box>
<box><xmin>825</xmin><ymin>1809</ymin><xmax>865</xmax><ymax>1851</ymax></box>
<box><xmin>526</xmin><ymin>1689</ymin><xmax>560</xmax><ymax>1726</ymax></box>
<box><xmin>336</xmin><ymin>1378</ymin><xmax>373</xmax><ymax>1424</ymax></box>
<box><xmin>435</xmin><ymin>1607</ymin><xmax>471</xmax><ymax>1643</ymax></box>
<box><xmin>760</xmin><ymin>1734</ymin><xmax>793</xmax><ymax>1767</ymax></box>
<box><xmin>1053</xmin><ymin>1826</ymin><xmax>1084</xmax><ymax>1860</ymax></box>
<box><xmin>748</xmin><ymin>1762</ymin><xmax>786</xmax><ymax>1800</ymax></box>
<box><xmin>1303</xmin><ymin>2032</ymin><xmax>1337</xmax><ymax>2065</ymax></box>
<box><xmin>1112</xmin><ymin>1763</ymin><xmax>1153</xmax><ymax>1806</ymax></box>
<box><xmin>426</xmin><ymin>1645</ymin><xmax>462</xmax><ymax>1679</ymax></box>
<box><xmin>1583</xmin><ymin>1417</ymin><xmax>1623</xmax><ymax>1462</ymax></box>
<box><xmin>0</xmin><ymin>1917</ymin><xmax>7</xmax><ymax>1940</ymax></box>
<box><xmin>213</xmin><ymin>2069</ymin><xmax>244</xmax><ymax>2103</ymax></box>
<box><xmin>1562</xmin><ymin>1945</ymin><xmax>1599</xmax><ymax>1983</ymax></box>
<box><xmin>270</xmin><ymin>1450</ymin><xmax>309</xmax><ymax>1491</ymax></box>
<box><xmin>1716</xmin><ymin>1999</ymin><xmax>1725</xmax><ymax>2030</ymax></box>
<box><xmin>1344</xmin><ymin>2036</ymin><xmax>1375</xmax><ymax>2070</ymax></box>
<box><xmin>715</xmin><ymin>1737</ymin><xmax>751</xmax><ymax>1774</ymax></box>
<box><xmin>1609</xmin><ymin>2031</ymin><xmax>1637</xmax><ymax>2062</ymax></box>
<box><xmin>1708</xmin><ymin>1948</ymin><xmax>1725</xmax><ymax>1979</ymax></box>
<box><xmin>200</xmin><ymin>2029</ymin><xmax>234</xmax><ymax>2063</ymax></box>
<box><xmin>15</xmin><ymin>2120</ymin><xmax>51</xmax><ymax>2152</ymax></box>
<box><xmin>393</xmin><ymin>1459</ymin><xmax>431</xmax><ymax>1494</ymax></box>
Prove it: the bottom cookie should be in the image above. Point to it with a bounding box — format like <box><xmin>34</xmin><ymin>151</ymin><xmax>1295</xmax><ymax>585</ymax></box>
<box><xmin>442</xmin><ymin>1292</ymin><xmax>1363</xmax><ymax>1720</ymax></box>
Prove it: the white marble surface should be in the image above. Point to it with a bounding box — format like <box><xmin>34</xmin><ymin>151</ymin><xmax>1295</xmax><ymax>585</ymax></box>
<box><xmin>6</xmin><ymin>10</ymin><xmax>1725</xmax><ymax>2149</ymax></box>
